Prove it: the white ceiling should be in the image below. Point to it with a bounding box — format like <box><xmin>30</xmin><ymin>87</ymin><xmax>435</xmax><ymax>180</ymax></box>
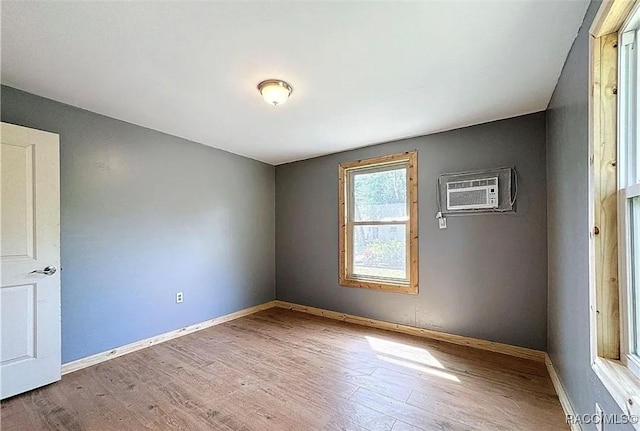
<box><xmin>2</xmin><ymin>1</ymin><xmax>589</xmax><ymax>165</ymax></box>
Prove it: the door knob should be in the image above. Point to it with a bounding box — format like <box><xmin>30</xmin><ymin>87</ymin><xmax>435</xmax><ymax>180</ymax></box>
<box><xmin>30</xmin><ymin>266</ymin><xmax>57</xmax><ymax>276</ymax></box>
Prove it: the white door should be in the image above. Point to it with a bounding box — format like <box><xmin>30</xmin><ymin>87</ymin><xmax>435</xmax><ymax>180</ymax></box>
<box><xmin>1</xmin><ymin>122</ymin><xmax>60</xmax><ymax>399</ymax></box>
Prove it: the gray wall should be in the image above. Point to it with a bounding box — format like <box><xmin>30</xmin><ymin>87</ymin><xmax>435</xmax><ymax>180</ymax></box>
<box><xmin>1</xmin><ymin>86</ymin><xmax>276</xmax><ymax>364</ymax></box>
<box><xmin>547</xmin><ymin>2</ymin><xmax>631</xmax><ymax>429</ymax></box>
<box><xmin>276</xmin><ymin>112</ymin><xmax>548</xmax><ymax>350</ymax></box>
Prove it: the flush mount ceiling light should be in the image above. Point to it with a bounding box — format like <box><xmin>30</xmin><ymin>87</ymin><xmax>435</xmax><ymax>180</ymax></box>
<box><xmin>257</xmin><ymin>79</ymin><xmax>293</xmax><ymax>106</ymax></box>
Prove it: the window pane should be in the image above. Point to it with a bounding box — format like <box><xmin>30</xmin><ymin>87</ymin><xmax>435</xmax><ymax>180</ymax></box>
<box><xmin>353</xmin><ymin>167</ymin><xmax>407</xmax><ymax>221</ymax></box>
<box><xmin>352</xmin><ymin>224</ymin><xmax>407</xmax><ymax>280</ymax></box>
<box><xmin>632</xmin><ymin>196</ymin><xmax>640</xmax><ymax>353</ymax></box>
<box><xmin>628</xmin><ymin>30</ymin><xmax>640</xmax><ymax>184</ymax></box>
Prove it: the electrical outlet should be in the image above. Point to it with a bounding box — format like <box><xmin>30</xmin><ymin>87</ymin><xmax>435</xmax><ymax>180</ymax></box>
<box><xmin>595</xmin><ymin>403</ymin><xmax>603</xmax><ymax>431</ymax></box>
<box><xmin>176</xmin><ymin>292</ymin><xmax>184</xmax><ymax>304</ymax></box>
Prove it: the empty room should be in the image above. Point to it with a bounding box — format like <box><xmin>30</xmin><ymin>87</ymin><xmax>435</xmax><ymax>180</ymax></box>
<box><xmin>2</xmin><ymin>0</ymin><xmax>640</xmax><ymax>430</ymax></box>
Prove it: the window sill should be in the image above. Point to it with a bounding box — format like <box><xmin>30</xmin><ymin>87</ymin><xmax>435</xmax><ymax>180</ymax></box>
<box><xmin>593</xmin><ymin>357</ymin><xmax>640</xmax><ymax>428</ymax></box>
<box><xmin>339</xmin><ymin>277</ymin><xmax>418</xmax><ymax>294</ymax></box>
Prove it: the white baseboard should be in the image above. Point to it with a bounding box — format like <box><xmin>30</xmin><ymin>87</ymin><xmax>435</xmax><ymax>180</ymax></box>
<box><xmin>61</xmin><ymin>300</ymin><xmax>277</xmax><ymax>375</ymax></box>
<box><xmin>545</xmin><ymin>353</ymin><xmax>580</xmax><ymax>431</ymax></box>
<box><xmin>273</xmin><ymin>301</ymin><xmax>546</xmax><ymax>362</ymax></box>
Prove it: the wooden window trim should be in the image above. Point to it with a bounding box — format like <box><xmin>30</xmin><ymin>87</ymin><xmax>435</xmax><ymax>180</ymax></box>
<box><xmin>590</xmin><ymin>0</ymin><xmax>638</xmax><ymax>364</ymax></box>
<box><xmin>593</xmin><ymin>30</ymin><xmax>621</xmax><ymax>361</ymax></box>
<box><xmin>590</xmin><ymin>1</ymin><xmax>640</xmax><ymax>425</ymax></box>
<box><xmin>592</xmin><ymin>0</ymin><xmax>638</xmax><ymax>38</ymax></box>
<box><xmin>338</xmin><ymin>151</ymin><xmax>418</xmax><ymax>294</ymax></box>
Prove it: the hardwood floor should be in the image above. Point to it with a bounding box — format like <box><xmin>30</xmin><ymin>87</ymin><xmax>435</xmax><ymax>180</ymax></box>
<box><xmin>1</xmin><ymin>308</ymin><xmax>567</xmax><ymax>430</ymax></box>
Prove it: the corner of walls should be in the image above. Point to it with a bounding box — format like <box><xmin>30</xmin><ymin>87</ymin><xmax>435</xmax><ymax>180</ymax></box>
<box><xmin>1</xmin><ymin>85</ymin><xmax>277</xmax><ymax>364</ymax></box>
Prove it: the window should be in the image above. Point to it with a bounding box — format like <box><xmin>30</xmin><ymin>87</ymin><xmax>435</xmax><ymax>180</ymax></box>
<box><xmin>338</xmin><ymin>151</ymin><xmax>418</xmax><ymax>293</ymax></box>
<box><xmin>619</xmin><ymin>17</ymin><xmax>640</xmax><ymax>376</ymax></box>
<box><xmin>590</xmin><ymin>1</ymin><xmax>640</xmax><ymax>418</ymax></box>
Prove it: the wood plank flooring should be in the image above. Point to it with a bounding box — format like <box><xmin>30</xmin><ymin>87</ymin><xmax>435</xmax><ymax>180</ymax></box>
<box><xmin>1</xmin><ymin>308</ymin><xmax>567</xmax><ymax>430</ymax></box>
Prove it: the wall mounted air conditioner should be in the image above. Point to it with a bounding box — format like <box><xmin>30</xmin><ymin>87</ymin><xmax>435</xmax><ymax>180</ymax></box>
<box><xmin>446</xmin><ymin>177</ymin><xmax>499</xmax><ymax>210</ymax></box>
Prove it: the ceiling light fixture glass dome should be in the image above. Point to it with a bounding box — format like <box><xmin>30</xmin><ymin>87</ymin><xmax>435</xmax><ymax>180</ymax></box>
<box><xmin>257</xmin><ymin>79</ymin><xmax>293</xmax><ymax>106</ymax></box>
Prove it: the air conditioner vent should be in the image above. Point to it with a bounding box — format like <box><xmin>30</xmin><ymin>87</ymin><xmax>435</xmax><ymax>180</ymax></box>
<box><xmin>448</xmin><ymin>190</ymin><xmax>488</xmax><ymax>207</ymax></box>
<box><xmin>446</xmin><ymin>176</ymin><xmax>499</xmax><ymax>210</ymax></box>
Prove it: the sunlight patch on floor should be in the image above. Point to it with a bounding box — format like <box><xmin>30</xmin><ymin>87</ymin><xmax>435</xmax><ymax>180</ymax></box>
<box><xmin>365</xmin><ymin>336</ymin><xmax>444</xmax><ymax>368</ymax></box>
<box><xmin>365</xmin><ymin>336</ymin><xmax>460</xmax><ymax>383</ymax></box>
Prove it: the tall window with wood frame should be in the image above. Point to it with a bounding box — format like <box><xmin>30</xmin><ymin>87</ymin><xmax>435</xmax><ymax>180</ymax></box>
<box><xmin>338</xmin><ymin>151</ymin><xmax>418</xmax><ymax>294</ymax></box>
<box><xmin>591</xmin><ymin>0</ymin><xmax>640</xmax><ymax>416</ymax></box>
<box><xmin>618</xmin><ymin>13</ymin><xmax>640</xmax><ymax>376</ymax></box>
